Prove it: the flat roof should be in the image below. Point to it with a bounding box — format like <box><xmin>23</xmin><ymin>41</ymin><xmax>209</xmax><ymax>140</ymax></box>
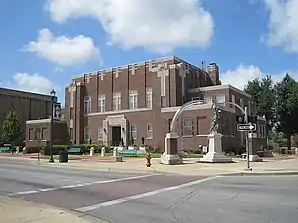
<box><xmin>70</xmin><ymin>55</ymin><xmax>205</xmax><ymax>80</ymax></box>
<box><xmin>0</xmin><ymin>87</ymin><xmax>53</xmax><ymax>101</ymax></box>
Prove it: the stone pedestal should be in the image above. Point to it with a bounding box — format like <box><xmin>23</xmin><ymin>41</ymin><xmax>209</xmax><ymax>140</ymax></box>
<box><xmin>90</xmin><ymin>147</ymin><xmax>94</xmax><ymax>156</ymax></box>
<box><xmin>113</xmin><ymin>147</ymin><xmax>118</xmax><ymax>157</ymax></box>
<box><xmin>199</xmin><ymin>133</ymin><xmax>233</xmax><ymax>163</ymax></box>
<box><xmin>101</xmin><ymin>147</ymin><xmax>105</xmax><ymax>156</ymax></box>
<box><xmin>161</xmin><ymin>132</ymin><xmax>183</xmax><ymax>165</ymax></box>
<box><xmin>128</xmin><ymin>146</ymin><xmax>137</xmax><ymax>150</ymax></box>
<box><xmin>249</xmin><ymin>154</ymin><xmax>263</xmax><ymax>162</ymax></box>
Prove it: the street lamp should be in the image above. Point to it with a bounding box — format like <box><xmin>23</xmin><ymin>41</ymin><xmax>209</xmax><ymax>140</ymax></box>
<box><xmin>49</xmin><ymin>89</ymin><xmax>56</xmax><ymax>163</ymax></box>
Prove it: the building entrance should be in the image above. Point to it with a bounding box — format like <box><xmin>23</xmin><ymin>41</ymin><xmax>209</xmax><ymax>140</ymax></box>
<box><xmin>111</xmin><ymin>126</ymin><xmax>121</xmax><ymax>146</ymax></box>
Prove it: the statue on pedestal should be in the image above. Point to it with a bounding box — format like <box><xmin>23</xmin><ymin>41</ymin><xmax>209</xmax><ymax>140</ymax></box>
<box><xmin>199</xmin><ymin>104</ymin><xmax>232</xmax><ymax>163</ymax></box>
<box><xmin>209</xmin><ymin>106</ymin><xmax>221</xmax><ymax>134</ymax></box>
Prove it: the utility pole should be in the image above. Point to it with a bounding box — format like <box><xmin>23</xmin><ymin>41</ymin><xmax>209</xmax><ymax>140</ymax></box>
<box><xmin>244</xmin><ymin>106</ymin><xmax>252</xmax><ymax>171</ymax></box>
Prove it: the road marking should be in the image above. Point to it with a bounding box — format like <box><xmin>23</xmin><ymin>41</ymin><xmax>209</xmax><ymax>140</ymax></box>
<box><xmin>8</xmin><ymin>174</ymin><xmax>157</xmax><ymax>196</ymax></box>
<box><xmin>75</xmin><ymin>176</ymin><xmax>221</xmax><ymax>212</ymax></box>
<box><xmin>0</xmin><ymin>168</ymin><xmax>83</xmax><ymax>183</ymax></box>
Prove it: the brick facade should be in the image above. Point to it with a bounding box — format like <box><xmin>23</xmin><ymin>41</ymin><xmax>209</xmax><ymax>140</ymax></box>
<box><xmin>0</xmin><ymin>88</ymin><xmax>54</xmax><ymax>144</ymax></box>
<box><xmin>25</xmin><ymin>119</ymin><xmax>69</xmax><ymax>148</ymax></box>
<box><xmin>64</xmin><ymin>55</ymin><xmax>267</xmax><ymax>154</ymax></box>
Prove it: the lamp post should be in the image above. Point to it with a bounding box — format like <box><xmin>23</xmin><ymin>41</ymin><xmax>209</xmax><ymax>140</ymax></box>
<box><xmin>49</xmin><ymin>89</ymin><xmax>56</xmax><ymax>163</ymax></box>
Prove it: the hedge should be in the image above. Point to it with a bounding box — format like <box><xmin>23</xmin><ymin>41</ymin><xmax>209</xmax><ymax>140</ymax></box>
<box><xmin>24</xmin><ymin>144</ymin><xmax>112</xmax><ymax>155</ymax></box>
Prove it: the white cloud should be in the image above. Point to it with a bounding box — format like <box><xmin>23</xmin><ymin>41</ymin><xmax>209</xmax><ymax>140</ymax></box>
<box><xmin>24</xmin><ymin>28</ymin><xmax>101</xmax><ymax>66</ymax></box>
<box><xmin>220</xmin><ymin>63</ymin><xmax>298</xmax><ymax>90</ymax></box>
<box><xmin>264</xmin><ymin>0</ymin><xmax>298</xmax><ymax>52</ymax></box>
<box><xmin>54</xmin><ymin>67</ymin><xmax>64</xmax><ymax>73</ymax></box>
<box><xmin>10</xmin><ymin>73</ymin><xmax>54</xmax><ymax>94</ymax></box>
<box><xmin>46</xmin><ymin>0</ymin><xmax>214</xmax><ymax>53</ymax></box>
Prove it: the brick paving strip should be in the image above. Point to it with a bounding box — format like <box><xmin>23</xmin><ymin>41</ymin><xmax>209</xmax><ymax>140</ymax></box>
<box><xmin>11</xmin><ymin>175</ymin><xmax>216</xmax><ymax>211</ymax></box>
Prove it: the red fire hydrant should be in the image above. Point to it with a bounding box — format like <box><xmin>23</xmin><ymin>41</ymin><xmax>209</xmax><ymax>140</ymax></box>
<box><xmin>146</xmin><ymin>153</ymin><xmax>151</xmax><ymax>167</ymax></box>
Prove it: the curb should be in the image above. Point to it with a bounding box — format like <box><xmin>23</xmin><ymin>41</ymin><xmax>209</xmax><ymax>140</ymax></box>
<box><xmin>222</xmin><ymin>171</ymin><xmax>298</xmax><ymax>176</ymax></box>
<box><xmin>2</xmin><ymin>156</ymin><xmax>298</xmax><ymax>177</ymax></box>
<box><xmin>38</xmin><ymin>163</ymin><xmax>165</xmax><ymax>175</ymax></box>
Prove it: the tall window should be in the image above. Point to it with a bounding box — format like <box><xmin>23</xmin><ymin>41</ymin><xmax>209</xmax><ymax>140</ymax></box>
<box><xmin>216</xmin><ymin>94</ymin><xmax>226</xmax><ymax>105</ymax></box>
<box><xmin>98</xmin><ymin>94</ymin><xmax>105</xmax><ymax>112</ymax></box>
<box><xmin>70</xmin><ymin>88</ymin><xmax>74</xmax><ymax>107</ymax></box>
<box><xmin>129</xmin><ymin>90</ymin><xmax>138</xmax><ymax>109</ymax></box>
<box><xmin>231</xmin><ymin>94</ymin><xmax>236</xmax><ymax>108</ymax></box>
<box><xmin>113</xmin><ymin>93</ymin><xmax>121</xmax><ymax>111</ymax></box>
<box><xmin>70</xmin><ymin>128</ymin><xmax>73</xmax><ymax>141</ymax></box>
<box><xmin>84</xmin><ymin>127</ymin><xmax>90</xmax><ymax>141</ymax></box>
<box><xmin>240</xmin><ymin>98</ymin><xmax>244</xmax><ymax>108</ymax></box>
<box><xmin>147</xmin><ymin>124</ymin><xmax>153</xmax><ymax>139</ymax></box>
<box><xmin>197</xmin><ymin>116</ymin><xmax>208</xmax><ymax>135</ymax></box>
<box><xmin>204</xmin><ymin>95</ymin><xmax>212</xmax><ymax>104</ymax></box>
<box><xmin>41</xmin><ymin>127</ymin><xmax>47</xmax><ymax>140</ymax></box>
<box><xmin>69</xmin><ymin>107</ymin><xmax>74</xmax><ymax>119</ymax></box>
<box><xmin>130</xmin><ymin>125</ymin><xmax>137</xmax><ymax>140</ymax></box>
<box><xmin>182</xmin><ymin>118</ymin><xmax>194</xmax><ymax>136</ymax></box>
<box><xmin>98</xmin><ymin>127</ymin><xmax>103</xmax><ymax>141</ymax></box>
<box><xmin>146</xmin><ymin>87</ymin><xmax>152</xmax><ymax>108</ymax></box>
<box><xmin>84</xmin><ymin>96</ymin><xmax>91</xmax><ymax>114</ymax></box>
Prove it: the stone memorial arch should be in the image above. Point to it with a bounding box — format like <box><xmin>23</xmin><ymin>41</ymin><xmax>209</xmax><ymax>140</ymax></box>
<box><xmin>161</xmin><ymin>100</ymin><xmax>205</xmax><ymax>165</ymax></box>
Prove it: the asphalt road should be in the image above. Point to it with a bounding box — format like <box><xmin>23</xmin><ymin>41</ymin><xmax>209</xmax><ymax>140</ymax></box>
<box><xmin>1</xmin><ymin>160</ymin><xmax>298</xmax><ymax>223</ymax></box>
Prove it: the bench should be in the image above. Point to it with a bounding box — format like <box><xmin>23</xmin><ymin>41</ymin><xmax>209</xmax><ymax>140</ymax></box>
<box><xmin>118</xmin><ymin>149</ymin><xmax>137</xmax><ymax>156</ymax></box>
<box><xmin>67</xmin><ymin>147</ymin><xmax>83</xmax><ymax>155</ymax></box>
<box><xmin>0</xmin><ymin>147</ymin><xmax>10</xmax><ymax>153</ymax></box>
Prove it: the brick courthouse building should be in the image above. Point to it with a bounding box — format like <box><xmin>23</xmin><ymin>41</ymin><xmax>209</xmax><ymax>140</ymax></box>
<box><xmin>64</xmin><ymin>56</ymin><xmax>267</xmax><ymax>153</ymax></box>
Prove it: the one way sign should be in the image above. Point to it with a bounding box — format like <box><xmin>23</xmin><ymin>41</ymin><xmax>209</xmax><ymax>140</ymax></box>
<box><xmin>237</xmin><ymin>123</ymin><xmax>257</xmax><ymax>132</ymax></box>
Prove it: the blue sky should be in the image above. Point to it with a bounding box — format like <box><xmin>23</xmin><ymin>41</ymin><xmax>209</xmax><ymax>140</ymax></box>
<box><xmin>0</xmin><ymin>0</ymin><xmax>298</xmax><ymax>103</ymax></box>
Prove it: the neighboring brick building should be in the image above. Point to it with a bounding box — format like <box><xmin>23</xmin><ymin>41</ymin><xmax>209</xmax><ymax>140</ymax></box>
<box><xmin>64</xmin><ymin>55</ymin><xmax>267</xmax><ymax>153</ymax></box>
<box><xmin>25</xmin><ymin>119</ymin><xmax>69</xmax><ymax>148</ymax></box>
<box><xmin>0</xmin><ymin>87</ymin><xmax>54</xmax><ymax>144</ymax></box>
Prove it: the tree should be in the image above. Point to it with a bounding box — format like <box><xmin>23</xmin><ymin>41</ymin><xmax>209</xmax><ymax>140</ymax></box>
<box><xmin>1</xmin><ymin>110</ymin><xmax>22</xmax><ymax>144</ymax></box>
<box><xmin>275</xmin><ymin>73</ymin><xmax>298</xmax><ymax>150</ymax></box>
<box><xmin>244</xmin><ymin>75</ymin><xmax>276</xmax><ymax>132</ymax></box>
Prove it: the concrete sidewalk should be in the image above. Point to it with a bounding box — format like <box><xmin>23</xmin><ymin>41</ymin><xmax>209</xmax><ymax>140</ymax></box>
<box><xmin>1</xmin><ymin>154</ymin><xmax>298</xmax><ymax>176</ymax></box>
<box><xmin>0</xmin><ymin>196</ymin><xmax>106</xmax><ymax>223</ymax></box>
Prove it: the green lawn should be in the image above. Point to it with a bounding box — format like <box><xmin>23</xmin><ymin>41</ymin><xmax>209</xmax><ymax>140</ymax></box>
<box><xmin>95</xmin><ymin>152</ymin><xmax>203</xmax><ymax>158</ymax></box>
<box><xmin>29</xmin><ymin>153</ymin><xmax>203</xmax><ymax>160</ymax></box>
<box><xmin>30</xmin><ymin>155</ymin><xmax>81</xmax><ymax>160</ymax></box>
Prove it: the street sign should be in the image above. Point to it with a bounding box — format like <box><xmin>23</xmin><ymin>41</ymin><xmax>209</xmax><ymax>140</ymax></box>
<box><xmin>237</xmin><ymin>123</ymin><xmax>257</xmax><ymax>132</ymax></box>
<box><xmin>52</xmin><ymin>102</ymin><xmax>61</xmax><ymax>120</ymax></box>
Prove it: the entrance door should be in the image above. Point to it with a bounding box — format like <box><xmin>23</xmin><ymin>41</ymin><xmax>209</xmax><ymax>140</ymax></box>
<box><xmin>111</xmin><ymin>126</ymin><xmax>121</xmax><ymax>146</ymax></box>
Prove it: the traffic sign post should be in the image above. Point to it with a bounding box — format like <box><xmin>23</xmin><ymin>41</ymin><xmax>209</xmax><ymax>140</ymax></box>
<box><xmin>237</xmin><ymin>123</ymin><xmax>256</xmax><ymax>132</ymax></box>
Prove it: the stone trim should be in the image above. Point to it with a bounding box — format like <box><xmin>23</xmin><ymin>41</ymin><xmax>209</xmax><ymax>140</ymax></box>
<box><xmin>161</xmin><ymin>103</ymin><xmax>236</xmax><ymax>113</ymax></box>
<box><xmin>72</xmin><ymin>55</ymin><xmax>180</xmax><ymax>79</ymax></box>
<box><xmin>26</xmin><ymin>119</ymin><xmax>66</xmax><ymax>124</ymax></box>
<box><xmin>188</xmin><ymin>84</ymin><xmax>251</xmax><ymax>98</ymax></box>
<box><xmin>85</xmin><ymin>108</ymin><xmax>152</xmax><ymax>117</ymax></box>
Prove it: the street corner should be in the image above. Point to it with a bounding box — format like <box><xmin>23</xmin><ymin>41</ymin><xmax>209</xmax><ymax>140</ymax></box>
<box><xmin>0</xmin><ymin>195</ymin><xmax>104</xmax><ymax>223</ymax></box>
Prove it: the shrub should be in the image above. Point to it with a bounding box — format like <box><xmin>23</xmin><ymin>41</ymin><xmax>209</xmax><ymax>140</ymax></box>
<box><xmin>23</xmin><ymin>147</ymin><xmax>39</xmax><ymax>154</ymax></box>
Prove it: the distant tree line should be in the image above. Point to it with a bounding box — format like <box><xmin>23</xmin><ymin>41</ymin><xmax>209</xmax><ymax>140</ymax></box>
<box><xmin>244</xmin><ymin>73</ymin><xmax>298</xmax><ymax>149</ymax></box>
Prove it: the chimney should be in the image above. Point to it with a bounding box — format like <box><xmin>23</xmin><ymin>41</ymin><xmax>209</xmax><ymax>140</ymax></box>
<box><xmin>207</xmin><ymin>63</ymin><xmax>220</xmax><ymax>85</ymax></box>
